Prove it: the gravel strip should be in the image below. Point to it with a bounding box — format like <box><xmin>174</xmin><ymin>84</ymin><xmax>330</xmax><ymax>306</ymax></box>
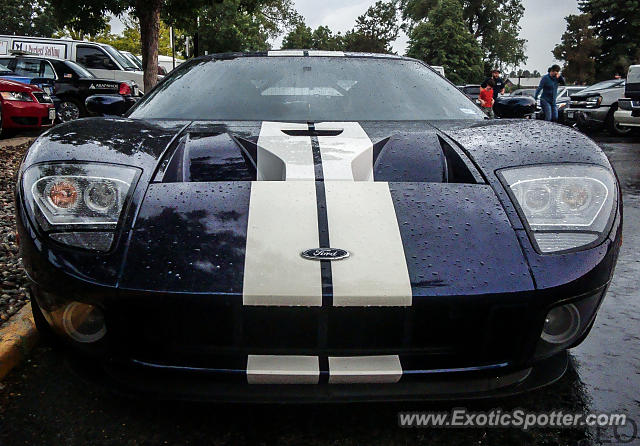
<box><xmin>0</xmin><ymin>140</ymin><xmax>34</xmax><ymax>327</ymax></box>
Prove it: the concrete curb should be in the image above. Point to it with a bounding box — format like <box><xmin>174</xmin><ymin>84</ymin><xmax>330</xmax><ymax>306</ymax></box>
<box><xmin>0</xmin><ymin>303</ymin><xmax>38</xmax><ymax>380</ymax></box>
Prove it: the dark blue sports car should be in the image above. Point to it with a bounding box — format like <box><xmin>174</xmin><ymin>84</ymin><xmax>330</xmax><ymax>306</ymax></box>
<box><xmin>16</xmin><ymin>51</ymin><xmax>622</xmax><ymax>402</ymax></box>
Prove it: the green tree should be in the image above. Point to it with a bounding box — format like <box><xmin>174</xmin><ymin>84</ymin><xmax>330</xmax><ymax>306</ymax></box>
<box><xmin>173</xmin><ymin>0</ymin><xmax>300</xmax><ymax>54</ymax></box>
<box><xmin>579</xmin><ymin>0</ymin><xmax>640</xmax><ymax>79</ymax></box>
<box><xmin>88</xmin><ymin>17</ymin><xmax>184</xmax><ymax>57</ymax></box>
<box><xmin>53</xmin><ymin>0</ymin><xmax>297</xmax><ymax>90</ymax></box>
<box><xmin>342</xmin><ymin>1</ymin><xmax>399</xmax><ymax>53</ymax></box>
<box><xmin>311</xmin><ymin>26</ymin><xmax>343</xmax><ymax>51</ymax></box>
<box><xmin>282</xmin><ymin>23</ymin><xmax>314</xmax><ymax>49</ymax></box>
<box><xmin>406</xmin><ymin>0</ymin><xmax>484</xmax><ymax>84</ymax></box>
<box><xmin>552</xmin><ymin>13</ymin><xmax>600</xmax><ymax>84</ymax></box>
<box><xmin>282</xmin><ymin>23</ymin><xmax>344</xmax><ymax>50</ymax></box>
<box><xmin>402</xmin><ymin>0</ymin><xmax>527</xmax><ymax>70</ymax></box>
<box><xmin>52</xmin><ymin>0</ymin><xmax>169</xmax><ymax>91</ymax></box>
<box><xmin>0</xmin><ymin>0</ymin><xmax>56</xmax><ymax>37</ymax></box>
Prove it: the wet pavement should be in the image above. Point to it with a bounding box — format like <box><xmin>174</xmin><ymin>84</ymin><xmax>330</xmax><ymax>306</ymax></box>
<box><xmin>0</xmin><ymin>134</ymin><xmax>638</xmax><ymax>445</ymax></box>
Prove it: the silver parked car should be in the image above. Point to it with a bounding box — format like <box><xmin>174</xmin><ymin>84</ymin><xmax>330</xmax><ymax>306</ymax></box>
<box><xmin>614</xmin><ymin>65</ymin><xmax>640</xmax><ymax>130</ymax></box>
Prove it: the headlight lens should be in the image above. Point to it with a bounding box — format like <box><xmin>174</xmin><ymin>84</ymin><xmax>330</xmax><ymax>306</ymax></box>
<box><xmin>0</xmin><ymin>91</ymin><xmax>34</xmax><ymax>102</ymax></box>
<box><xmin>501</xmin><ymin>164</ymin><xmax>617</xmax><ymax>253</ymax></box>
<box><xmin>585</xmin><ymin>95</ymin><xmax>602</xmax><ymax>107</ymax></box>
<box><xmin>22</xmin><ymin>163</ymin><xmax>139</xmax><ymax>250</ymax></box>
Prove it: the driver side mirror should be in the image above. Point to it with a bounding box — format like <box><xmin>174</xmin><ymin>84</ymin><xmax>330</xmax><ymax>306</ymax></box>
<box><xmin>493</xmin><ymin>96</ymin><xmax>537</xmax><ymax>119</ymax></box>
<box><xmin>85</xmin><ymin>95</ymin><xmax>132</xmax><ymax>116</ymax></box>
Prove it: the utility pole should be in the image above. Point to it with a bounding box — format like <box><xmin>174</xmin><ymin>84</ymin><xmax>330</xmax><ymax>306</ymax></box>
<box><xmin>170</xmin><ymin>26</ymin><xmax>175</xmax><ymax>70</ymax></box>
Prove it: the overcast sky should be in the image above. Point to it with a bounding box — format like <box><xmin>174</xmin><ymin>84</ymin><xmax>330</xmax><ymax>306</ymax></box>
<box><xmin>110</xmin><ymin>0</ymin><xmax>579</xmax><ymax>72</ymax></box>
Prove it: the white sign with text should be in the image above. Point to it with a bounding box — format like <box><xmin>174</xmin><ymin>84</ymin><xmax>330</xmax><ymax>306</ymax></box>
<box><xmin>11</xmin><ymin>41</ymin><xmax>67</xmax><ymax>58</ymax></box>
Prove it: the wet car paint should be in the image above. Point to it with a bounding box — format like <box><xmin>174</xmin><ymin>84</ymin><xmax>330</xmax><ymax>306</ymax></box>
<box><xmin>1</xmin><ymin>135</ymin><xmax>638</xmax><ymax>442</ymax></box>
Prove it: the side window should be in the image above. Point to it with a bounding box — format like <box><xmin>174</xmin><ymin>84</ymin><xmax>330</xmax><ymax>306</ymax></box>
<box><xmin>53</xmin><ymin>61</ymin><xmax>74</xmax><ymax>79</ymax></box>
<box><xmin>13</xmin><ymin>59</ymin><xmax>42</xmax><ymax>78</ymax></box>
<box><xmin>76</xmin><ymin>46</ymin><xmax>116</xmax><ymax>70</ymax></box>
<box><xmin>42</xmin><ymin>61</ymin><xmax>56</xmax><ymax>79</ymax></box>
<box><xmin>0</xmin><ymin>58</ymin><xmax>10</xmax><ymax>68</ymax></box>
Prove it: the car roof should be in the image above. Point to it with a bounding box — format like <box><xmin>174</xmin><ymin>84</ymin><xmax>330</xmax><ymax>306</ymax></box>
<box><xmin>198</xmin><ymin>50</ymin><xmax>410</xmax><ymax>62</ymax></box>
<box><xmin>2</xmin><ymin>54</ymin><xmax>67</xmax><ymax>63</ymax></box>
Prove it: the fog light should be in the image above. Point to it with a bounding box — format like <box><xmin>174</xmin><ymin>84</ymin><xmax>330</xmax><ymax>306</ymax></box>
<box><xmin>541</xmin><ymin>303</ymin><xmax>581</xmax><ymax>344</ymax></box>
<box><xmin>62</xmin><ymin>302</ymin><xmax>106</xmax><ymax>343</ymax></box>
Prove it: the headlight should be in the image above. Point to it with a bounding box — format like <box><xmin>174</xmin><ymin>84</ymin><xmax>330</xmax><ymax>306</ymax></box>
<box><xmin>22</xmin><ymin>163</ymin><xmax>139</xmax><ymax>251</ymax></box>
<box><xmin>500</xmin><ymin>164</ymin><xmax>617</xmax><ymax>253</ymax></box>
<box><xmin>585</xmin><ymin>95</ymin><xmax>602</xmax><ymax>108</ymax></box>
<box><xmin>0</xmin><ymin>91</ymin><xmax>33</xmax><ymax>102</ymax></box>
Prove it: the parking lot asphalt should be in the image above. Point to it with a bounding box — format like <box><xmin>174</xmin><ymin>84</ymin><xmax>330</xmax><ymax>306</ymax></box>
<box><xmin>0</xmin><ymin>132</ymin><xmax>638</xmax><ymax>446</ymax></box>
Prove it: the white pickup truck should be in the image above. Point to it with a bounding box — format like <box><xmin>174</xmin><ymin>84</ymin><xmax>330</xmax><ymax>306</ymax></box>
<box><xmin>614</xmin><ymin>65</ymin><xmax>640</xmax><ymax>130</ymax></box>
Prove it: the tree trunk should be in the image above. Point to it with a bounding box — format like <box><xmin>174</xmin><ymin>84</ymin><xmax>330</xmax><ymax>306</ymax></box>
<box><xmin>136</xmin><ymin>0</ymin><xmax>162</xmax><ymax>93</ymax></box>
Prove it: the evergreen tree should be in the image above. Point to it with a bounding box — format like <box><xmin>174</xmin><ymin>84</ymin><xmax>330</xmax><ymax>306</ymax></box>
<box><xmin>552</xmin><ymin>13</ymin><xmax>600</xmax><ymax>84</ymax></box>
<box><xmin>406</xmin><ymin>0</ymin><xmax>484</xmax><ymax>84</ymax></box>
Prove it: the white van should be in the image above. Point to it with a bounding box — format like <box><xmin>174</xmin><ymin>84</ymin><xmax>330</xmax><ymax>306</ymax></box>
<box><xmin>0</xmin><ymin>35</ymin><xmax>147</xmax><ymax>92</ymax></box>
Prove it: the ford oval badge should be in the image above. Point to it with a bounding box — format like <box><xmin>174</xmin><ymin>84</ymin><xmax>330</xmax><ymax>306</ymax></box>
<box><xmin>301</xmin><ymin>248</ymin><xmax>350</xmax><ymax>261</ymax></box>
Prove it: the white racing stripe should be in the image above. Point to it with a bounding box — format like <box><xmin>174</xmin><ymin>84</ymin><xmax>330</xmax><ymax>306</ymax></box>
<box><xmin>247</xmin><ymin>355</ymin><xmax>319</xmax><ymax>384</ymax></box>
<box><xmin>246</xmin><ymin>121</ymin><xmax>411</xmax><ymax>308</ymax></box>
<box><xmin>324</xmin><ymin>181</ymin><xmax>412</xmax><ymax>306</ymax></box>
<box><xmin>256</xmin><ymin>121</ymin><xmax>315</xmax><ymax>180</ymax></box>
<box><xmin>328</xmin><ymin>355</ymin><xmax>402</xmax><ymax>384</ymax></box>
<box><xmin>308</xmin><ymin>51</ymin><xmax>345</xmax><ymax>57</ymax></box>
<box><xmin>242</xmin><ymin>181</ymin><xmax>322</xmax><ymax>306</ymax></box>
<box><xmin>267</xmin><ymin>50</ymin><xmax>305</xmax><ymax>57</ymax></box>
<box><xmin>316</xmin><ymin>121</ymin><xmax>374</xmax><ymax>181</ymax></box>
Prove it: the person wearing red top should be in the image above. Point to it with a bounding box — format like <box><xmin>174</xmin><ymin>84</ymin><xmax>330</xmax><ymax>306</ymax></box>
<box><xmin>479</xmin><ymin>79</ymin><xmax>495</xmax><ymax>118</ymax></box>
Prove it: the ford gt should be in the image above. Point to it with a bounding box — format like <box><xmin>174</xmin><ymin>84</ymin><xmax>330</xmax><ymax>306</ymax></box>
<box><xmin>16</xmin><ymin>51</ymin><xmax>622</xmax><ymax>402</ymax></box>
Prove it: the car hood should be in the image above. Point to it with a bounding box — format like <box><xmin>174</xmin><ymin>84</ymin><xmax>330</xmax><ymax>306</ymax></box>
<box><xmin>0</xmin><ymin>76</ymin><xmax>40</xmax><ymax>91</ymax></box>
<box><xmin>22</xmin><ymin>118</ymin><xmax>617</xmax><ymax>300</ymax></box>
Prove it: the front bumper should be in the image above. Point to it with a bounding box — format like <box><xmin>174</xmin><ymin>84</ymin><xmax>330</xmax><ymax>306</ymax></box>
<box><xmin>614</xmin><ymin>109</ymin><xmax>640</xmax><ymax>128</ymax></box>
<box><xmin>28</xmin><ymin>273</ymin><xmax>606</xmax><ymax>401</ymax></box>
<box><xmin>1</xmin><ymin>100</ymin><xmax>55</xmax><ymax>129</ymax></box>
<box><xmin>563</xmin><ymin>106</ymin><xmax>609</xmax><ymax>128</ymax></box>
<box><xmin>66</xmin><ymin>349</ymin><xmax>568</xmax><ymax>402</ymax></box>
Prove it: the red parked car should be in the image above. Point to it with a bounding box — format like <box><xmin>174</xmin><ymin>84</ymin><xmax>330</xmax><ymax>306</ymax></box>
<box><xmin>0</xmin><ymin>78</ymin><xmax>55</xmax><ymax>137</ymax></box>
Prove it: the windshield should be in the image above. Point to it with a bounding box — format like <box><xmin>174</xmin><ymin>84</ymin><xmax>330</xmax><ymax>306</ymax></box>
<box><xmin>130</xmin><ymin>56</ymin><xmax>485</xmax><ymax>121</ymax></box>
<box><xmin>123</xmin><ymin>52</ymin><xmax>143</xmax><ymax>70</ymax></box>
<box><xmin>464</xmin><ymin>86</ymin><xmax>480</xmax><ymax>95</ymax></box>
<box><xmin>102</xmin><ymin>45</ymin><xmax>137</xmax><ymax>71</ymax></box>
<box><xmin>0</xmin><ymin>64</ymin><xmax>12</xmax><ymax>74</ymax></box>
<box><xmin>582</xmin><ymin>80</ymin><xmax>625</xmax><ymax>92</ymax></box>
<box><xmin>65</xmin><ymin>60</ymin><xmax>95</xmax><ymax>78</ymax></box>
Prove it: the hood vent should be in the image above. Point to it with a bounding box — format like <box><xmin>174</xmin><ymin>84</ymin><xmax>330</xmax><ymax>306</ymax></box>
<box><xmin>157</xmin><ymin>127</ymin><xmax>480</xmax><ymax>184</ymax></box>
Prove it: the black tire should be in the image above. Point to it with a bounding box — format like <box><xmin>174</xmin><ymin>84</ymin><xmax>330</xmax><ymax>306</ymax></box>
<box><xmin>31</xmin><ymin>296</ymin><xmax>61</xmax><ymax>348</ymax></box>
<box><xmin>56</xmin><ymin>97</ymin><xmax>85</xmax><ymax>123</ymax></box>
<box><xmin>576</xmin><ymin>122</ymin><xmax>594</xmax><ymax>134</ymax></box>
<box><xmin>606</xmin><ymin>104</ymin><xmax>633</xmax><ymax>137</ymax></box>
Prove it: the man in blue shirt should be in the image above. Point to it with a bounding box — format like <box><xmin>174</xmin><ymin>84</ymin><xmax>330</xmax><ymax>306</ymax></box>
<box><xmin>535</xmin><ymin>65</ymin><xmax>566</xmax><ymax>122</ymax></box>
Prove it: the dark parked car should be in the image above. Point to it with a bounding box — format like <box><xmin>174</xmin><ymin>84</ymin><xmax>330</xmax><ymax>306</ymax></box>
<box><xmin>16</xmin><ymin>52</ymin><xmax>621</xmax><ymax>402</ymax></box>
<box><xmin>457</xmin><ymin>84</ymin><xmax>482</xmax><ymax>106</ymax></box>
<box><xmin>493</xmin><ymin>95</ymin><xmax>537</xmax><ymax>119</ymax></box>
<box><xmin>0</xmin><ymin>55</ymin><xmax>141</xmax><ymax>122</ymax></box>
<box><xmin>511</xmin><ymin>88</ymin><xmax>537</xmax><ymax>98</ymax></box>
